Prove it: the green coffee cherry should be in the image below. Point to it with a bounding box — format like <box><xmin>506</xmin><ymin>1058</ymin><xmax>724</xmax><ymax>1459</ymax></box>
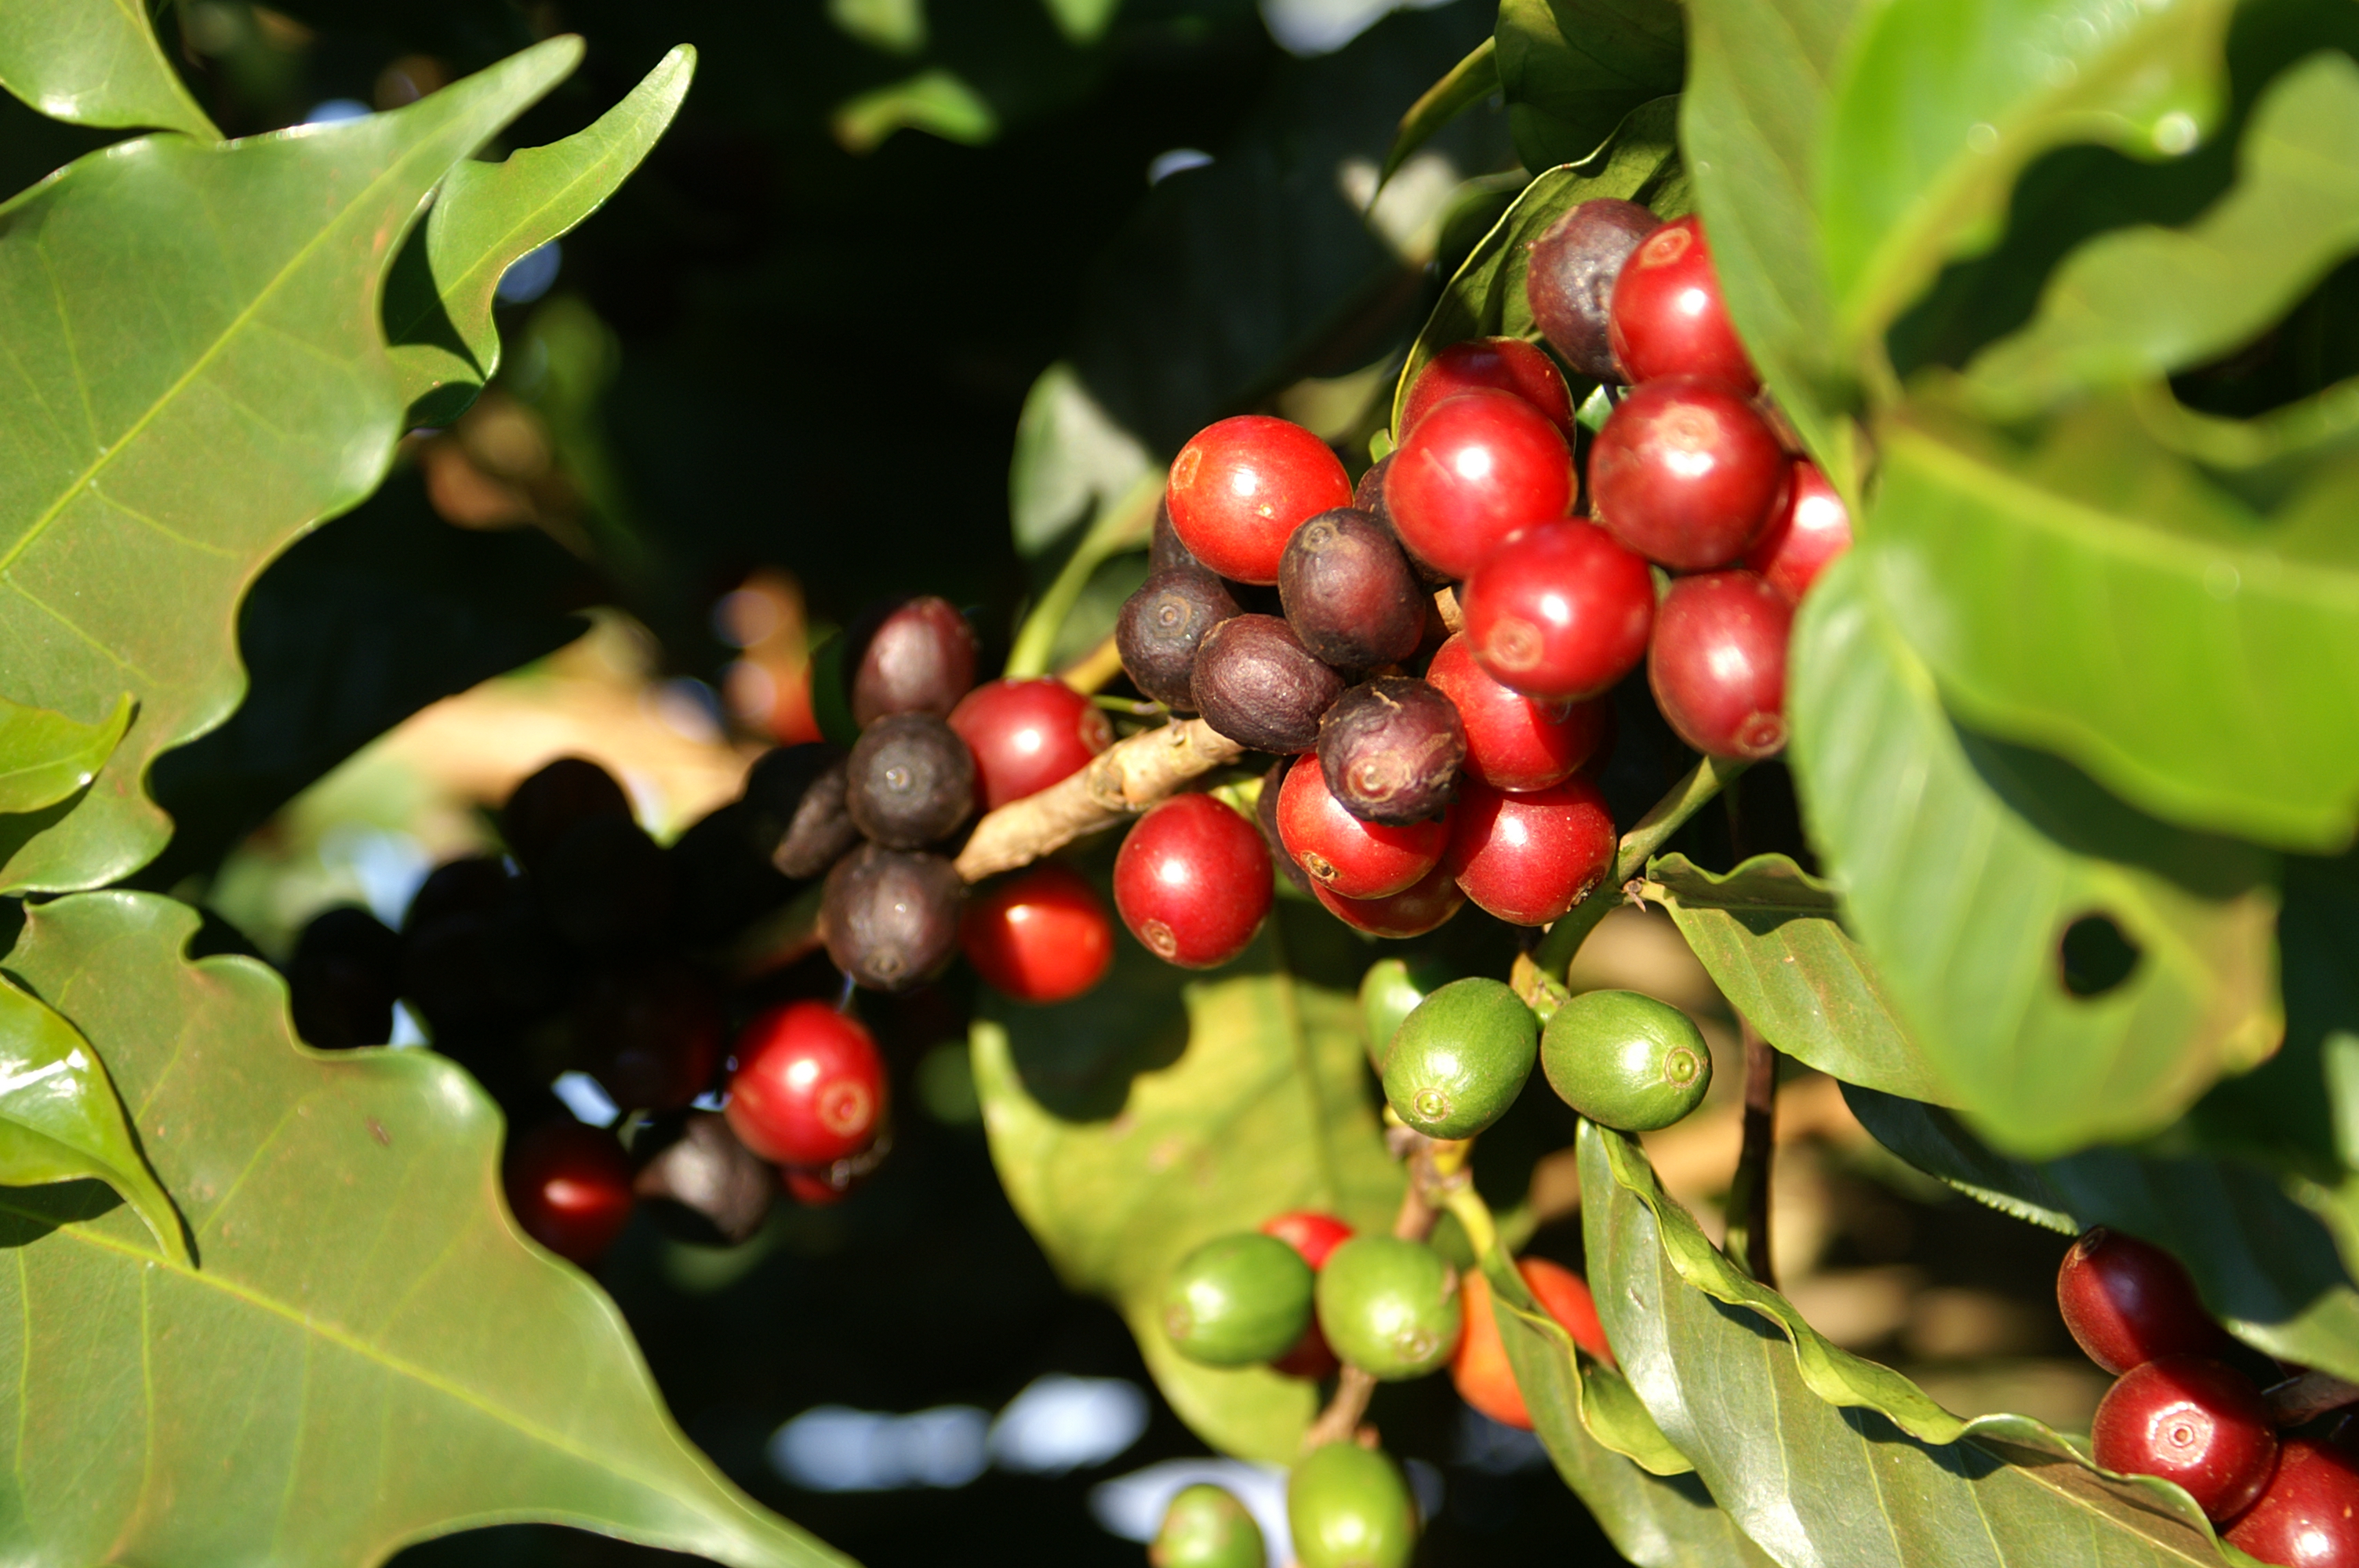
<box><xmin>1315</xmin><ymin>1234</ymin><xmax>1462</xmax><ymax>1380</ymax></box>
<box><xmin>1151</xmin><ymin>1482</ymin><xmax>1265</xmax><ymax>1568</ymax></box>
<box><xmin>1380</xmin><ymin>977</ymin><xmax>1536</xmax><ymax>1138</ymax></box>
<box><xmin>1540</xmin><ymin>987</ymin><xmax>1713</xmax><ymax>1131</ymax></box>
<box><xmin>1163</xmin><ymin>1232</ymin><xmax>1315</xmax><ymax>1367</ymax></box>
<box><xmin>1358</xmin><ymin>955</ymin><xmax>1453</xmax><ymax>1073</ymax></box>
<box><xmin>1289</xmin><ymin>1442</ymin><xmax>1417</xmax><ymax>1568</ymax></box>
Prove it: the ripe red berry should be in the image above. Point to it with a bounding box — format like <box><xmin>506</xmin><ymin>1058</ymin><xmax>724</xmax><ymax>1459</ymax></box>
<box><xmin>504</xmin><ymin>1119</ymin><xmax>635</xmax><ymax>1265</ymax></box>
<box><xmin>2057</xmin><ymin>1227</ymin><xmax>2229</xmax><ymax>1375</ymax></box>
<box><xmin>1166</xmin><ymin>416</ymin><xmax>1354</xmax><ymax>585</ymax></box>
<box><xmin>960</xmin><ymin>863</ymin><xmax>1115</xmax><ymax>1004</ymax></box>
<box><xmin>725</xmin><ymin>1000</ymin><xmax>888</xmax><ymax>1166</ymax></box>
<box><xmin>1401</xmin><ymin>338</ymin><xmax>1576</xmax><ymax>441</ymax></box>
<box><xmin>1744</xmin><ymin>459</ymin><xmax>1852</xmax><ymax>602</ymax></box>
<box><xmin>1276</xmin><ymin>754</ymin><xmax>1449</xmax><ymax>900</ymax></box>
<box><xmin>1311</xmin><ymin>861</ymin><xmax>1467</xmax><ymax>938</ymax></box>
<box><xmin>1608</xmin><ymin>215</ymin><xmax>1757</xmax><ymax>391</ymax></box>
<box><xmin>1461</xmin><ymin>521</ymin><xmax>1656</xmax><ymax>702</ymax></box>
<box><xmin>1114</xmin><ymin>793</ymin><xmax>1274</xmax><ymax>968</ymax></box>
<box><xmin>1445</xmin><ymin>775</ymin><xmax>1616</xmax><ymax>926</ymax></box>
<box><xmin>1590</xmin><ymin>377</ymin><xmax>1787</xmax><ymax>571</ymax></box>
<box><xmin>1648</xmin><ymin>572</ymin><xmax>1792</xmax><ymax>760</ymax></box>
<box><xmin>1263</xmin><ymin>1211</ymin><xmax>1355</xmax><ymax>1379</ymax></box>
<box><xmin>2226</xmin><ymin>1438</ymin><xmax>2359</xmax><ymax>1566</ymax></box>
<box><xmin>1385</xmin><ymin>389</ymin><xmax>1576</xmax><ymax>579</ymax></box>
<box><xmin>1454</xmin><ymin>1258</ymin><xmax>1613</xmax><ymax>1429</ymax></box>
<box><xmin>948</xmin><ymin>677</ymin><xmax>1114</xmax><ymax>811</ymax></box>
<box><xmin>1426</xmin><ymin>633</ymin><xmax>1608</xmax><ymax>791</ymax></box>
<box><xmin>2092</xmin><ymin>1356</ymin><xmax>2277</xmax><ymax>1523</ymax></box>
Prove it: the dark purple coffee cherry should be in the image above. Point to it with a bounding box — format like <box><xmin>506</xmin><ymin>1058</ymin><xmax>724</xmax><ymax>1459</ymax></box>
<box><xmin>844</xmin><ymin>596</ymin><xmax>980</xmax><ymax>727</ymax></box>
<box><xmin>634</xmin><ymin>1112</ymin><xmax>778</xmax><ymax>1247</ymax></box>
<box><xmin>402</xmin><ymin>891</ymin><xmax>568</xmax><ymax>1032</ymax></box>
<box><xmin>503</xmin><ymin>756</ymin><xmax>633</xmax><ymax>874</ymax></box>
<box><xmin>1118</xmin><ymin>568</ymin><xmax>1239</xmax><ymax>710</ymax></box>
<box><xmin>667</xmin><ymin>801</ymin><xmax>795</xmax><ymax>946</ymax></box>
<box><xmin>823</xmin><ymin>843</ymin><xmax>965</xmax><ymax>992</ymax></box>
<box><xmin>1278</xmin><ymin>509</ymin><xmax>1425</xmax><ymax>671</ymax></box>
<box><xmin>1318</xmin><ymin>677</ymin><xmax>1467</xmax><ymax>825</ymax></box>
<box><xmin>1257</xmin><ymin>758</ymin><xmax>1316</xmax><ymax>893</ymax></box>
<box><xmin>1354</xmin><ymin>454</ymin><xmax>1448</xmax><ymax>586</ymax></box>
<box><xmin>537</xmin><ymin>815</ymin><xmax>674</xmax><ymax>951</ymax></box>
<box><xmin>1192</xmin><ymin>615</ymin><xmax>1345</xmax><ymax>754</ymax></box>
<box><xmin>1151</xmin><ymin>499</ymin><xmax>1207</xmax><ymax>573</ymax></box>
<box><xmin>743</xmin><ymin>744</ymin><xmax>860</xmax><ymax>880</ymax></box>
<box><xmin>1525</xmin><ymin>198</ymin><xmax>1661</xmax><ymax>380</ymax></box>
<box><xmin>845</xmin><ymin>714</ymin><xmax>975</xmax><ymax>849</ymax></box>
<box><xmin>288</xmin><ymin>906</ymin><xmax>402</xmax><ymax>1049</ymax></box>
<box><xmin>404</xmin><ymin>854</ymin><xmax>512</xmax><ymax>932</ymax></box>
<box><xmin>570</xmin><ymin>960</ymin><xmax>724</xmax><ymax>1113</ymax></box>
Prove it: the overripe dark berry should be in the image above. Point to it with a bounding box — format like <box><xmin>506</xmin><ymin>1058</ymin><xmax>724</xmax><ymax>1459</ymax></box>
<box><xmin>960</xmin><ymin>863</ymin><xmax>1115</xmax><ymax>1004</ymax></box>
<box><xmin>1118</xmin><ymin>568</ymin><xmax>1239</xmax><ymax>710</ymax></box>
<box><xmin>725</xmin><ymin>999</ymin><xmax>888</xmax><ymax>1165</ymax></box>
<box><xmin>2057</xmin><ymin>1228</ymin><xmax>2229</xmax><ymax>1375</ymax></box>
<box><xmin>1278</xmin><ymin>508</ymin><xmax>1426</xmax><ymax>670</ymax></box>
<box><xmin>1525</xmin><ymin>198</ymin><xmax>1662</xmax><ymax>379</ymax></box>
<box><xmin>667</xmin><ymin>801</ymin><xmax>796</xmax><ymax>946</ymax></box>
<box><xmin>1276</xmin><ymin>753</ymin><xmax>1449</xmax><ymax>900</ymax></box>
<box><xmin>1385</xmin><ymin>389</ymin><xmax>1576</xmax><ymax>579</ymax></box>
<box><xmin>1166</xmin><ymin>416</ymin><xmax>1354</xmax><ymax>585</ymax></box>
<box><xmin>1462</xmin><ymin>520</ymin><xmax>1656</xmax><ymax>703</ymax></box>
<box><xmin>1745</xmin><ymin>459</ymin><xmax>1852</xmax><ymax>601</ymax></box>
<box><xmin>2226</xmin><ymin>1438</ymin><xmax>2359</xmax><ymax>1566</ymax></box>
<box><xmin>843</xmin><ymin>596</ymin><xmax>980</xmax><ymax>725</ymax></box>
<box><xmin>1316</xmin><ymin>677</ymin><xmax>1466</xmax><ymax>826</ymax></box>
<box><xmin>1114</xmin><ymin>794</ymin><xmax>1273</xmax><ymax>969</ymax></box>
<box><xmin>822</xmin><ymin>843</ymin><xmax>965</xmax><ymax>992</ymax></box>
<box><xmin>288</xmin><ymin>906</ymin><xmax>401</xmax><ymax>1049</ymax></box>
<box><xmin>1425</xmin><ymin>633</ymin><xmax>1608</xmax><ymax>791</ymax></box>
<box><xmin>1354</xmin><ymin>453</ymin><xmax>1449</xmax><ymax>586</ymax></box>
<box><xmin>1648</xmin><ymin>571</ymin><xmax>1791</xmax><ymax>760</ymax></box>
<box><xmin>632</xmin><ymin>1111</ymin><xmax>776</xmax><ymax>1247</ymax></box>
<box><xmin>1151</xmin><ymin>497</ymin><xmax>1207</xmax><ymax>573</ymax></box>
<box><xmin>402</xmin><ymin>894</ymin><xmax>567</xmax><ymax>1033</ymax></box>
<box><xmin>1590</xmin><ymin>377</ymin><xmax>1787</xmax><ymax>570</ymax></box>
<box><xmin>404</xmin><ymin>854</ymin><xmax>511</xmax><ymax>932</ymax></box>
<box><xmin>1256</xmin><ymin>757</ymin><xmax>1315</xmax><ymax>893</ymax></box>
<box><xmin>1445</xmin><ymin>775</ymin><xmax>1615</xmax><ymax>926</ymax></box>
<box><xmin>1311</xmin><ymin>862</ymin><xmax>1466</xmax><ymax>938</ymax></box>
<box><xmin>2092</xmin><ymin>1356</ymin><xmax>2277</xmax><ymax>1522</ymax></box>
<box><xmin>743</xmin><ymin>743</ymin><xmax>862</xmax><ymax>880</ymax></box>
<box><xmin>536</xmin><ymin>815</ymin><xmax>674</xmax><ymax>950</ymax></box>
<box><xmin>570</xmin><ymin>960</ymin><xmax>723</xmax><ymax>1113</ymax></box>
<box><xmin>504</xmin><ymin>1118</ymin><xmax>635</xmax><ymax>1265</ymax></box>
<box><xmin>503</xmin><ymin>756</ymin><xmax>632</xmax><ymax>874</ymax></box>
<box><xmin>1401</xmin><ymin>337</ymin><xmax>1576</xmax><ymax>439</ymax></box>
<box><xmin>949</xmin><ymin>677</ymin><xmax>1112</xmax><ymax>811</ymax></box>
<box><xmin>1609</xmin><ymin>215</ymin><xmax>1757</xmax><ymax>391</ymax></box>
<box><xmin>845</xmin><ymin>713</ymin><xmax>976</xmax><ymax>848</ymax></box>
<box><xmin>1191</xmin><ymin>614</ymin><xmax>1344</xmax><ymax>754</ymax></box>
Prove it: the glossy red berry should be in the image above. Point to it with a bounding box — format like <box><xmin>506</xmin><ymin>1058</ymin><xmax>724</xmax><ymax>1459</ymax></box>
<box><xmin>1114</xmin><ymin>793</ymin><xmax>1274</xmax><ymax>969</ymax></box>
<box><xmin>1462</xmin><ymin>521</ymin><xmax>1656</xmax><ymax>702</ymax></box>
<box><xmin>1426</xmin><ymin>633</ymin><xmax>1609</xmax><ymax>791</ymax></box>
<box><xmin>1167</xmin><ymin>416</ymin><xmax>1354</xmax><ymax>585</ymax></box>
<box><xmin>1445</xmin><ymin>775</ymin><xmax>1616</xmax><ymax>926</ymax></box>
<box><xmin>1590</xmin><ymin>377</ymin><xmax>1787</xmax><ymax>570</ymax></box>
<box><xmin>1648</xmin><ymin>572</ymin><xmax>1792</xmax><ymax>760</ymax></box>
<box><xmin>1276</xmin><ymin>754</ymin><xmax>1449</xmax><ymax>900</ymax></box>
<box><xmin>2092</xmin><ymin>1356</ymin><xmax>2277</xmax><ymax>1523</ymax></box>
<box><xmin>1744</xmin><ymin>459</ymin><xmax>1852</xmax><ymax>602</ymax></box>
<box><xmin>504</xmin><ymin>1119</ymin><xmax>635</xmax><ymax>1265</ymax></box>
<box><xmin>1401</xmin><ymin>338</ymin><xmax>1576</xmax><ymax>441</ymax></box>
<box><xmin>1385</xmin><ymin>389</ymin><xmax>1576</xmax><ymax>579</ymax></box>
<box><xmin>1263</xmin><ymin>1211</ymin><xmax>1355</xmax><ymax>1380</ymax></box>
<box><xmin>2057</xmin><ymin>1228</ymin><xmax>2229</xmax><ymax>1376</ymax></box>
<box><xmin>2226</xmin><ymin>1439</ymin><xmax>2359</xmax><ymax>1566</ymax></box>
<box><xmin>1608</xmin><ymin>215</ymin><xmax>1757</xmax><ymax>391</ymax></box>
<box><xmin>1311</xmin><ymin>861</ymin><xmax>1467</xmax><ymax>938</ymax></box>
<box><xmin>961</xmin><ymin>863</ymin><xmax>1115</xmax><ymax>1004</ymax></box>
<box><xmin>948</xmin><ymin>677</ymin><xmax>1114</xmax><ymax>811</ymax></box>
<box><xmin>725</xmin><ymin>1000</ymin><xmax>888</xmax><ymax>1166</ymax></box>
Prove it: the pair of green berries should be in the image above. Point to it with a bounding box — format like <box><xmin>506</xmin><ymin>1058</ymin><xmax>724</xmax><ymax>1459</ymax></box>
<box><xmin>1361</xmin><ymin>958</ymin><xmax>1713</xmax><ymax>1139</ymax></box>
<box><xmin>1151</xmin><ymin>1447</ymin><xmax>1417</xmax><ymax>1568</ymax></box>
<box><xmin>1163</xmin><ymin>1231</ymin><xmax>1460</xmax><ymax>1381</ymax></box>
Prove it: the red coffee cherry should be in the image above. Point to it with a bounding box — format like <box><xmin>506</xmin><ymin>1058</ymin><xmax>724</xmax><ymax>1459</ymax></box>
<box><xmin>1276</xmin><ymin>754</ymin><xmax>1449</xmax><ymax>900</ymax></box>
<box><xmin>1166</xmin><ymin>415</ymin><xmax>1354</xmax><ymax>585</ymax></box>
<box><xmin>725</xmin><ymin>1000</ymin><xmax>888</xmax><ymax>1166</ymax></box>
<box><xmin>1744</xmin><ymin>459</ymin><xmax>1852</xmax><ymax>602</ymax></box>
<box><xmin>1385</xmin><ymin>389</ymin><xmax>1576</xmax><ymax>579</ymax></box>
<box><xmin>1608</xmin><ymin>215</ymin><xmax>1757</xmax><ymax>391</ymax></box>
<box><xmin>1310</xmin><ymin>860</ymin><xmax>1467</xmax><ymax>938</ymax></box>
<box><xmin>1445</xmin><ymin>775</ymin><xmax>1616</xmax><ymax>926</ymax></box>
<box><xmin>504</xmin><ymin>1119</ymin><xmax>635</xmax><ymax>1265</ymax></box>
<box><xmin>1401</xmin><ymin>337</ymin><xmax>1576</xmax><ymax>441</ymax></box>
<box><xmin>1114</xmin><ymin>793</ymin><xmax>1274</xmax><ymax>968</ymax></box>
<box><xmin>1462</xmin><ymin>521</ymin><xmax>1656</xmax><ymax>702</ymax></box>
<box><xmin>1525</xmin><ymin>198</ymin><xmax>1662</xmax><ymax>380</ymax></box>
<box><xmin>1590</xmin><ymin>377</ymin><xmax>1787</xmax><ymax>570</ymax></box>
<box><xmin>2092</xmin><ymin>1356</ymin><xmax>2277</xmax><ymax>1523</ymax></box>
<box><xmin>1263</xmin><ymin>1210</ymin><xmax>1356</xmax><ymax>1379</ymax></box>
<box><xmin>961</xmin><ymin>863</ymin><xmax>1115</xmax><ymax>1004</ymax></box>
<box><xmin>1454</xmin><ymin>1258</ymin><xmax>1613</xmax><ymax>1429</ymax></box>
<box><xmin>1648</xmin><ymin>572</ymin><xmax>1792</xmax><ymax>760</ymax></box>
<box><xmin>948</xmin><ymin>677</ymin><xmax>1114</xmax><ymax>811</ymax></box>
<box><xmin>2057</xmin><ymin>1227</ymin><xmax>2230</xmax><ymax>1375</ymax></box>
<box><xmin>2226</xmin><ymin>1438</ymin><xmax>2359</xmax><ymax>1566</ymax></box>
<box><xmin>1426</xmin><ymin>633</ymin><xmax>1608</xmax><ymax>791</ymax></box>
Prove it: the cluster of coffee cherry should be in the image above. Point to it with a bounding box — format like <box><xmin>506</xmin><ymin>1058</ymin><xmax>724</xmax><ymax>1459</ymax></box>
<box><xmin>2059</xmin><ymin>1229</ymin><xmax>2359</xmax><ymax>1565</ymax></box>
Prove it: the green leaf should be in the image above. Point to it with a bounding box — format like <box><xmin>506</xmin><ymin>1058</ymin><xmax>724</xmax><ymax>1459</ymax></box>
<box><xmin>0</xmin><ymin>689</ymin><xmax>129</xmax><ymax>815</ymax></box>
<box><xmin>1636</xmin><ymin>852</ymin><xmax>1951</xmax><ymax>1106</ymax></box>
<box><xmin>1007</xmin><ymin>361</ymin><xmax>1156</xmax><ymax>561</ymax></box>
<box><xmin>1962</xmin><ymin>53</ymin><xmax>2359</xmax><ymax>416</ymax></box>
<box><xmin>1583</xmin><ymin>1121</ymin><xmax>2242</xmax><ymax>1568</ymax></box>
<box><xmin>831</xmin><ymin>68</ymin><xmax>998</xmax><ymax>153</ymax></box>
<box><xmin>386</xmin><ymin>45</ymin><xmax>696</xmax><ymax>427</ymax></box>
<box><xmin>0</xmin><ymin>0</ymin><xmax>219</xmax><ymax>139</ymax></box>
<box><xmin>0</xmin><ymin>38</ymin><xmax>587</xmax><ymax>895</ymax></box>
<box><xmin>971</xmin><ymin>912</ymin><xmax>1403</xmax><ymax>1463</ymax></box>
<box><xmin>0</xmin><ymin>891</ymin><xmax>848</xmax><ymax>1567</ymax></box>
<box><xmin>1382</xmin><ymin>37</ymin><xmax>1499</xmax><ymax>184</ymax></box>
<box><xmin>1492</xmin><ymin>0</ymin><xmax>1683</xmax><ymax>174</ymax></box>
<box><xmin>1845</xmin><ymin>1083</ymin><xmax>2359</xmax><ymax>1386</ymax></box>
<box><xmin>1787</xmin><ymin>552</ymin><xmax>2282</xmax><ymax>1158</ymax></box>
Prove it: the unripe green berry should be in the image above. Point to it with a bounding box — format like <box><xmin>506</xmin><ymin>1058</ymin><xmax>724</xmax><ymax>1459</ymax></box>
<box><xmin>1289</xmin><ymin>1442</ymin><xmax>1417</xmax><ymax>1568</ymax></box>
<box><xmin>1380</xmin><ymin>977</ymin><xmax>1536</xmax><ymax>1138</ymax></box>
<box><xmin>1316</xmin><ymin>1235</ymin><xmax>1462</xmax><ymax>1380</ymax></box>
<box><xmin>1151</xmin><ymin>1483</ymin><xmax>1265</xmax><ymax>1568</ymax></box>
<box><xmin>1163</xmin><ymin>1232</ymin><xmax>1316</xmax><ymax>1367</ymax></box>
<box><xmin>1357</xmin><ymin>955</ymin><xmax>1453</xmax><ymax>1073</ymax></box>
<box><xmin>1540</xmin><ymin>987</ymin><xmax>1713</xmax><ymax>1131</ymax></box>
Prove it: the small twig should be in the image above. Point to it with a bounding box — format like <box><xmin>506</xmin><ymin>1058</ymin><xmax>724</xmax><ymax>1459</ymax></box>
<box><xmin>953</xmin><ymin>717</ymin><xmax>1245</xmax><ymax>881</ymax></box>
<box><xmin>1432</xmin><ymin>586</ymin><xmax>1462</xmax><ymax>633</ymax></box>
<box><xmin>1722</xmin><ymin>1018</ymin><xmax>1779</xmax><ymax>1287</ymax></box>
<box><xmin>2266</xmin><ymin>1370</ymin><xmax>2359</xmax><ymax>1427</ymax></box>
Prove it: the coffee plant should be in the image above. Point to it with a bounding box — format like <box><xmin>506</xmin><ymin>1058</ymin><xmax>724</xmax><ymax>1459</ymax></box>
<box><xmin>0</xmin><ymin>0</ymin><xmax>2354</xmax><ymax>1563</ymax></box>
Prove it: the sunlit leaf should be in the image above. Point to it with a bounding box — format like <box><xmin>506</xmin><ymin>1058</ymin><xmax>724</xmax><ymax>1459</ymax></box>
<box><xmin>1492</xmin><ymin>0</ymin><xmax>1682</xmax><ymax>173</ymax></box>
<box><xmin>0</xmin><ymin>0</ymin><xmax>217</xmax><ymax>138</ymax></box>
<box><xmin>0</xmin><ymin>690</ymin><xmax>129</xmax><ymax>815</ymax></box>
<box><xmin>1382</xmin><ymin>36</ymin><xmax>1499</xmax><ymax>183</ymax></box>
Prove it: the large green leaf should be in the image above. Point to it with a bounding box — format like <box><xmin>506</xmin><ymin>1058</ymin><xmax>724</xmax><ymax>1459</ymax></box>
<box><xmin>0</xmin><ymin>0</ymin><xmax>218</xmax><ymax>139</ymax></box>
<box><xmin>386</xmin><ymin>45</ymin><xmax>696</xmax><ymax>427</ymax></box>
<box><xmin>0</xmin><ymin>891</ymin><xmax>848</xmax><ymax>1567</ymax></box>
<box><xmin>0</xmin><ymin>38</ymin><xmax>587</xmax><ymax>895</ymax></box>
<box><xmin>1787</xmin><ymin>552</ymin><xmax>2281</xmax><ymax>1158</ymax></box>
<box><xmin>1583</xmin><ymin>1122</ymin><xmax>2241</xmax><ymax>1568</ymax></box>
<box><xmin>1635</xmin><ymin>853</ymin><xmax>1950</xmax><ymax>1105</ymax></box>
<box><xmin>971</xmin><ymin>909</ymin><xmax>1403</xmax><ymax>1464</ymax></box>
<box><xmin>1381</xmin><ymin>36</ymin><xmax>1499</xmax><ymax>183</ymax></box>
<box><xmin>1492</xmin><ymin>0</ymin><xmax>1685</xmax><ymax>173</ymax></box>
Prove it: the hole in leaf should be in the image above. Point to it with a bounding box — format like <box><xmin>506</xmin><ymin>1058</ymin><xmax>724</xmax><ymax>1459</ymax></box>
<box><xmin>2059</xmin><ymin>915</ymin><xmax>2140</xmax><ymax>998</ymax></box>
